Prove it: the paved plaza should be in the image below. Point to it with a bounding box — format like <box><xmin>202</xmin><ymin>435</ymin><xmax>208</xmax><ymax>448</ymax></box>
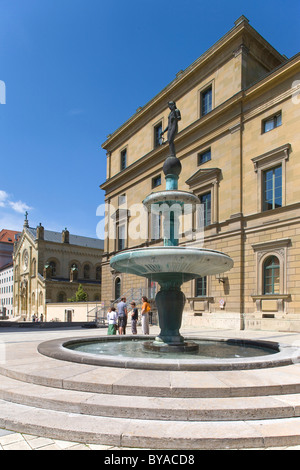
<box><xmin>1</xmin><ymin>325</ymin><xmax>300</xmax><ymax>450</ymax></box>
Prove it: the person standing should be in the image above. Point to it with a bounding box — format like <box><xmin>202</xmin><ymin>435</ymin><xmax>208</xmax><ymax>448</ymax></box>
<box><xmin>117</xmin><ymin>297</ymin><xmax>127</xmax><ymax>335</ymax></box>
<box><xmin>130</xmin><ymin>301</ymin><xmax>138</xmax><ymax>335</ymax></box>
<box><xmin>107</xmin><ymin>307</ymin><xmax>118</xmax><ymax>335</ymax></box>
<box><xmin>141</xmin><ymin>296</ymin><xmax>150</xmax><ymax>335</ymax></box>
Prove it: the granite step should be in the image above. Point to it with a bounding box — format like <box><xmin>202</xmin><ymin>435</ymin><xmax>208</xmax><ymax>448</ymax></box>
<box><xmin>1</xmin><ymin>373</ymin><xmax>300</xmax><ymax>422</ymax></box>
<box><xmin>2</xmin><ymin>361</ymin><xmax>300</xmax><ymax>398</ymax></box>
<box><xmin>1</xmin><ymin>398</ymin><xmax>300</xmax><ymax>449</ymax></box>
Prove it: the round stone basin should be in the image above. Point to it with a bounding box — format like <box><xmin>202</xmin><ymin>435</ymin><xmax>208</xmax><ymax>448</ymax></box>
<box><xmin>110</xmin><ymin>247</ymin><xmax>234</xmax><ymax>283</ymax></box>
<box><xmin>37</xmin><ymin>336</ymin><xmax>300</xmax><ymax>371</ymax></box>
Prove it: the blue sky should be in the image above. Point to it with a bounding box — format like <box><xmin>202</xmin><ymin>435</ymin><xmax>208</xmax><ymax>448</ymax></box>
<box><xmin>0</xmin><ymin>0</ymin><xmax>299</xmax><ymax>238</ymax></box>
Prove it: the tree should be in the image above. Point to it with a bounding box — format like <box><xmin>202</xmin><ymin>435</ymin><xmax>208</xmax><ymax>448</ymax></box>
<box><xmin>67</xmin><ymin>284</ymin><xmax>88</xmax><ymax>302</ymax></box>
<box><xmin>76</xmin><ymin>284</ymin><xmax>88</xmax><ymax>302</ymax></box>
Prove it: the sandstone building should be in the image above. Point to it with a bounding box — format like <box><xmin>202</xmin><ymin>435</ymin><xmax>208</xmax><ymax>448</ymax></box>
<box><xmin>100</xmin><ymin>16</ymin><xmax>300</xmax><ymax>331</ymax></box>
<box><xmin>13</xmin><ymin>215</ymin><xmax>104</xmax><ymax>321</ymax></box>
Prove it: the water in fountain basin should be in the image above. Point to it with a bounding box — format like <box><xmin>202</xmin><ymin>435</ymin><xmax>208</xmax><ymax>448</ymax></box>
<box><xmin>67</xmin><ymin>338</ymin><xmax>277</xmax><ymax>360</ymax></box>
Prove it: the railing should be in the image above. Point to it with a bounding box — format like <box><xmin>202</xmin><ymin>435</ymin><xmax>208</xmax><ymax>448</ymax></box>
<box><xmin>87</xmin><ymin>287</ymin><xmax>158</xmax><ymax>326</ymax></box>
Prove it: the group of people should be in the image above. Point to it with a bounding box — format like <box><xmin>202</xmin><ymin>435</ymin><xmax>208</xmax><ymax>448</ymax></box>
<box><xmin>107</xmin><ymin>296</ymin><xmax>151</xmax><ymax>336</ymax></box>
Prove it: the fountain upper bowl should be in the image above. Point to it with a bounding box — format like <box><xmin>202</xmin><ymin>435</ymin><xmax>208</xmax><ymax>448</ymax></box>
<box><xmin>110</xmin><ymin>246</ymin><xmax>233</xmax><ymax>283</ymax></box>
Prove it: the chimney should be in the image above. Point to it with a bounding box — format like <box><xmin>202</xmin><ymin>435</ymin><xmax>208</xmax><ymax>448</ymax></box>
<box><xmin>62</xmin><ymin>228</ymin><xmax>69</xmax><ymax>244</ymax></box>
<box><xmin>36</xmin><ymin>223</ymin><xmax>44</xmax><ymax>240</ymax></box>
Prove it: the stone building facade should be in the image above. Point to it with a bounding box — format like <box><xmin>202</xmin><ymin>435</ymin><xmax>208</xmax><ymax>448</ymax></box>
<box><xmin>100</xmin><ymin>16</ymin><xmax>300</xmax><ymax>331</ymax></box>
<box><xmin>13</xmin><ymin>217</ymin><xmax>104</xmax><ymax>321</ymax></box>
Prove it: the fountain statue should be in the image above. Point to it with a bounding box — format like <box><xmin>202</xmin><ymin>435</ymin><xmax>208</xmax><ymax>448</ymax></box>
<box><xmin>110</xmin><ymin>103</ymin><xmax>234</xmax><ymax>352</ymax></box>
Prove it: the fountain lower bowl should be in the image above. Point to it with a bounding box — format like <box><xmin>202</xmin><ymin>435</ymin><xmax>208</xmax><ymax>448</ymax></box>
<box><xmin>37</xmin><ymin>336</ymin><xmax>300</xmax><ymax>371</ymax></box>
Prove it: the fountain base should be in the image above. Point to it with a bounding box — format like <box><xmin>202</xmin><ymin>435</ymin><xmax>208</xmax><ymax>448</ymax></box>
<box><xmin>143</xmin><ymin>340</ymin><xmax>199</xmax><ymax>353</ymax></box>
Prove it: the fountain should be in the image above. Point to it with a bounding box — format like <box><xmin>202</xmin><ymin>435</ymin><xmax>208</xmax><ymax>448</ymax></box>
<box><xmin>110</xmin><ymin>102</ymin><xmax>234</xmax><ymax>353</ymax></box>
<box><xmin>37</xmin><ymin>103</ymin><xmax>299</xmax><ymax>372</ymax></box>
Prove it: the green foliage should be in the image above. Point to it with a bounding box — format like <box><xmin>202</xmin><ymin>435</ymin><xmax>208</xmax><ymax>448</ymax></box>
<box><xmin>75</xmin><ymin>284</ymin><xmax>88</xmax><ymax>302</ymax></box>
<box><xmin>68</xmin><ymin>284</ymin><xmax>88</xmax><ymax>302</ymax></box>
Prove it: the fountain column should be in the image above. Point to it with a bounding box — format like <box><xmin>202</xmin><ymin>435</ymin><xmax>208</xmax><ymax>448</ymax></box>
<box><xmin>150</xmin><ymin>155</ymin><xmax>191</xmax><ymax>349</ymax></box>
<box><xmin>110</xmin><ymin>102</ymin><xmax>234</xmax><ymax>353</ymax></box>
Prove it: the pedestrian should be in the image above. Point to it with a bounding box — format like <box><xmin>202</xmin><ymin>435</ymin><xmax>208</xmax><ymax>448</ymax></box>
<box><xmin>107</xmin><ymin>307</ymin><xmax>118</xmax><ymax>335</ymax></box>
<box><xmin>117</xmin><ymin>297</ymin><xmax>127</xmax><ymax>335</ymax></box>
<box><xmin>130</xmin><ymin>301</ymin><xmax>138</xmax><ymax>335</ymax></box>
<box><xmin>141</xmin><ymin>296</ymin><xmax>150</xmax><ymax>335</ymax></box>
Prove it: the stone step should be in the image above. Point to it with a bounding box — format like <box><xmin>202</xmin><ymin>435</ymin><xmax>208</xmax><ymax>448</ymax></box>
<box><xmin>1</xmin><ymin>374</ymin><xmax>300</xmax><ymax>422</ymax></box>
<box><xmin>2</xmin><ymin>360</ymin><xmax>300</xmax><ymax>398</ymax></box>
<box><xmin>1</xmin><ymin>397</ymin><xmax>300</xmax><ymax>449</ymax></box>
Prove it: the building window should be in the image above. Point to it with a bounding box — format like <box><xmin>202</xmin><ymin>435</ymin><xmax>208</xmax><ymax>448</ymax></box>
<box><xmin>96</xmin><ymin>266</ymin><xmax>101</xmax><ymax>281</ymax></box>
<box><xmin>195</xmin><ymin>277</ymin><xmax>207</xmax><ymax>297</ymax></box>
<box><xmin>201</xmin><ymin>86</ymin><xmax>212</xmax><ymax>116</ymax></box>
<box><xmin>263</xmin><ymin>256</ymin><xmax>280</xmax><ymax>294</ymax></box>
<box><xmin>57</xmin><ymin>292</ymin><xmax>66</xmax><ymax>303</ymax></box>
<box><xmin>152</xmin><ymin>174</ymin><xmax>161</xmax><ymax>188</ymax></box>
<box><xmin>252</xmin><ymin>144</ymin><xmax>290</xmax><ymax>213</ymax></box>
<box><xmin>118</xmin><ymin>194</ymin><xmax>126</xmax><ymax>206</ymax></box>
<box><xmin>263</xmin><ymin>165</ymin><xmax>282</xmax><ymax>211</ymax></box>
<box><xmin>154</xmin><ymin>122</ymin><xmax>163</xmax><ymax>148</ymax></box>
<box><xmin>120</xmin><ymin>148</ymin><xmax>127</xmax><ymax>171</ymax></box>
<box><xmin>115</xmin><ymin>277</ymin><xmax>121</xmax><ymax>300</ymax></box>
<box><xmin>198</xmin><ymin>149</ymin><xmax>211</xmax><ymax>166</ymax></box>
<box><xmin>262</xmin><ymin>112</ymin><xmax>282</xmax><ymax>133</ymax></box>
<box><xmin>117</xmin><ymin>224</ymin><xmax>126</xmax><ymax>251</ymax></box>
<box><xmin>199</xmin><ymin>192</ymin><xmax>211</xmax><ymax>226</ymax></box>
<box><xmin>83</xmin><ymin>264</ymin><xmax>90</xmax><ymax>280</ymax></box>
<box><xmin>31</xmin><ymin>258</ymin><xmax>36</xmax><ymax>276</ymax></box>
<box><xmin>49</xmin><ymin>261</ymin><xmax>56</xmax><ymax>277</ymax></box>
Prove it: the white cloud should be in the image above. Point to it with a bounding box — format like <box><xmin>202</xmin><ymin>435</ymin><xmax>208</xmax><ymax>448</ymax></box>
<box><xmin>8</xmin><ymin>200</ymin><xmax>31</xmax><ymax>214</ymax></box>
<box><xmin>0</xmin><ymin>189</ymin><xmax>32</xmax><ymax>215</ymax></box>
<box><xmin>0</xmin><ymin>190</ymin><xmax>9</xmax><ymax>207</ymax></box>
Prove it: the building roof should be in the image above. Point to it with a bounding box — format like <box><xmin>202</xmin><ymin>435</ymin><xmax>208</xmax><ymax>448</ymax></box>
<box><xmin>0</xmin><ymin>262</ymin><xmax>13</xmax><ymax>272</ymax></box>
<box><xmin>26</xmin><ymin>227</ymin><xmax>104</xmax><ymax>250</ymax></box>
<box><xmin>101</xmin><ymin>16</ymin><xmax>287</xmax><ymax>151</ymax></box>
<box><xmin>0</xmin><ymin>230</ymin><xmax>21</xmax><ymax>244</ymax></box>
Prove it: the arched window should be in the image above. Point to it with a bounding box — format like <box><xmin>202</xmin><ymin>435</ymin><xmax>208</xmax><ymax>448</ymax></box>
<box><xmin>57</xmin><ymin>292</ymin><xmax>66</xmax><ymax>303</ymax></box>
<box><xmin>115</xmin><ymin>277</ymin><xmax>121</xmax><ymax>300</ymax></box>
<box><xmin>31</xmin><ymin>259</ymin><xmax>36</xmax><ymax>276</ymax></box>
<box><xmin>83</xmin><ymin>264</ymin><xmax>90</xmax><ymax>280</ymax></box>
<box><xmin>96</xmin><ymin>266</ymin><xmax>101</xmax><ymax>281</ymax></box>
<box><xmin>49</xmin><ymin>261</ymin><xmax>56</xmax><ymax>277</ymax></box>
<box><xmin>263</xmin><ymin>256</ymin><xmax>280</xmax><ymax>294</ymax></box>
<box><xmin>70</xmin><ymin>263</ymin><xmax>79</xmax><ymax>281</ymax></box>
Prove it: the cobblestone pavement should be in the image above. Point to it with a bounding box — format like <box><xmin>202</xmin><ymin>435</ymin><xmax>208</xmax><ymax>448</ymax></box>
<box><xmin>1</xmin><ymin>429</ymin><xmax>300</xmax><ymax>450</ymax></box>
<box><xmin>0</xmin><ymin>428</ymin><xmax>137</xmax><ymax>450</ymax></box>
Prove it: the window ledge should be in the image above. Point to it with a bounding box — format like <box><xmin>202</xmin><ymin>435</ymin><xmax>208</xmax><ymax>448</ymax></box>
<box><xmin>251</xmin><ymin>294</ymin><xmax>291</xmax><ymax>300</ymax></box>
<box><xmin>187</xmin><ymin>296</ymin><xmax>214</xmax><ymax>301</ymax></box>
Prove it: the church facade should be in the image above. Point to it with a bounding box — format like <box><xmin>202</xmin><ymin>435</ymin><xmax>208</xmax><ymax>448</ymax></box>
<box><xmin>13</xmin><ymin>216</ymin><xmax>104</xmax><ymax>321</ymax></box>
